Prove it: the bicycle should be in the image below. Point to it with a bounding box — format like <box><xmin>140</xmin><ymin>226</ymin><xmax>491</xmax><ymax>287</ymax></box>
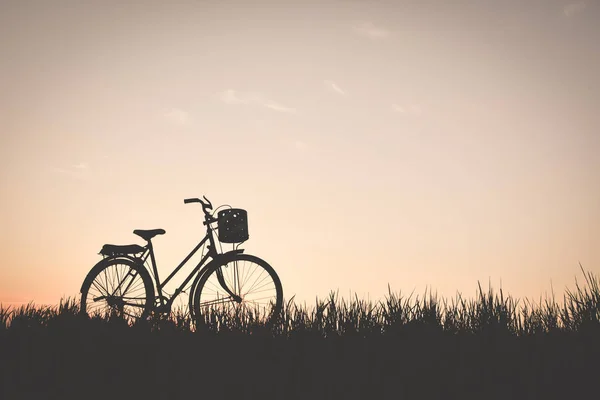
<box><xmin>79</xmin><ymin>196</ymin><xmax>283</xmax><ymax>328</ymax></box>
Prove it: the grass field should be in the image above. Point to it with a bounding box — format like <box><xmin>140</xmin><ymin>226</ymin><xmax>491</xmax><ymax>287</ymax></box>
<box><xmin>1</xmin><ymin>267</ymin><xmax>598</xmax><ymax>399</ymax></box>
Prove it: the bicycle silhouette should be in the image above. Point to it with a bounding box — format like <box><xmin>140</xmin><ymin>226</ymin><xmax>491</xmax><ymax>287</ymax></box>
<box><xmin>79</xmin><ymin>196</ymin><xmax>283</xmax><ymax>327</ymax></box>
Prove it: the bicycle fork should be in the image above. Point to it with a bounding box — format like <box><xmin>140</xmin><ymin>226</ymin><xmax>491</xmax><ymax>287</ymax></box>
<box><xmin>216</xmin><ymin>264</ymin><xmax>242</xmax><ymax>303</ymax></box>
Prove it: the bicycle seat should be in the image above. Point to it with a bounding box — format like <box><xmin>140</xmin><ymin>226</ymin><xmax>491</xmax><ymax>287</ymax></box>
<box><xmin>133</xmin><ymin>229</ymin><xmax>166</xmax><ymax>241</ymax></box>
<box><xmin>100</xmin><ymin>244</ymin><xmax>145</xmax><ymax>256</ymax></box>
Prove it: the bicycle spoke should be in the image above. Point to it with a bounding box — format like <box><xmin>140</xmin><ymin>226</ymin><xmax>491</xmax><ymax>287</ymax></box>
<box><xmin>91</xmin><ymin>280</ymin><xmax>109</xmax><ymax>296</ymax></box>
<box><xmin>240</xmin><ymin>262</ymin><xmax>260</xmax><ymax>292</ymax></box>
<box><xmin>82</xmin><ymin>260</ymin><xmax>152</xmax><ymax>323</ymax></box>
<box><xmin>194</xmin><ymin>255</ymin><xmax>282</xmax><ymax>326</ymax></box>
<box><xmin>198</xmin><ymin>296</ymin><xmax>234</xmax><ymax>307</ymax></box>
<box><xmin>245</xmin><ymin>270</ymin><xmax>269</xmax><ymax>294</ymax></box>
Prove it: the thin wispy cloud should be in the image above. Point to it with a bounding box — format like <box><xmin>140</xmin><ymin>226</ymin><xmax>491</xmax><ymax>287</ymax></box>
<box><xmin>219</xmin><ymin>89</ymin><xmax>248</xmax><ymax>104</ymax></box>
<box><xmin>72</xmin><ymin>162</ymin><xmax>89</xmax><ymax>170</ymax></box>
<box><xmin>163</xmin><ymin>108</ymin><xmax>189</xmax><ymax>125</ymax></box>
<box><xmin>324</xmin><ymin>80</ymin><xmax>346</xmax><ymax>95</ymax></box>
<box><xmin>52</xmin><ymin>162</ymin><xmax>90</xmax><ymax>180</ymax></box>
<box><xmin>392</xmin><ymin>103</ymin><xmax>423</xmax><ymax>115</ymax></box>
<box><xmin>264</xmin><ymin>102</ymin><xmax>296</xmax><ymax>113</ymax></box>
<box><xmin>218</xmin><ymin>89</ymin><xmax>296</xmax><ymax>113</ymax></box>
<box><xmin>293</xmin><ymin>140</ymin><xmax>308</xmax><ymax>151</ymax></box>
<box><xmin>392</xmin><ymin>104</ymin><xmax>407</xmax><ymax>113</ymax></box>
<box><xmin>353</xmin><ymin>22</ymin><xmax>390</xmax><ymax>39</ymax></box>
<box><xmin>563</xmin><ymin>2</ymin><xmax>586</xmax><ymax>17</ymax></box>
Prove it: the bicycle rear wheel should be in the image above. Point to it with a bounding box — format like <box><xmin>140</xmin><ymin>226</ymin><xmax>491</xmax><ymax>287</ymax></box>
<box><xmin>192</xmin><ymin>254</ymin><xmax>283</xmax><ymax>329</ymax></box>
<box><xmin>80</xmin><ymin>258</ymin><xmax>154</xmax><ymax>324</ymax></box>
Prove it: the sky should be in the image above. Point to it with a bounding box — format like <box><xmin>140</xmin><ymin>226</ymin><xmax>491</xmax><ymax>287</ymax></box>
<box><xmin>1</xmin><ymin>0</ymin><xmax>599</xmax><ymax>308</ymax></box>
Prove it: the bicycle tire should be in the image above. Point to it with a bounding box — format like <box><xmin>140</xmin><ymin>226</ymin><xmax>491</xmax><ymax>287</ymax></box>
<box><xmin>192</xmin><ymin>254</ymin><xmax>283</xmax><ymax>329</ymax></box>
<box><xmin>80</xmin><ymin>257</ymin><xmax>154</xmax><ymax>323</ymax></box>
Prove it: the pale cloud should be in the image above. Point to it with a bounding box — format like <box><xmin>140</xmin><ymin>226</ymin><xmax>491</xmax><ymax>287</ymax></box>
<box><xmin>563</xmin><ymin>1</ymin><xmax>586</xmax><ymax>17</ymax></box>
<box><xmin>219</xmin><ymin>89</ymin><xmax>249</xmax><ymax>104</ymax></box>
<box><xmin>218</xmin><ymin>89</ymin><xmax>296</xmax><ymax>113</ymax></box>
<box><xmin>264</xmin><ymin>101</ymin><xmax>297</xmax><ymax>113</ymax></box>
<box><xmin>163</xmin><ymin>108</ymin><xmax>189</xmax><ymax>125</ymax></box>
<box><xmin>353</xmin><ymin>22</ymin><xmax>390</xmax><ymax>39</ymax></box>
<box><xmin>52</xmin><ymin>162</ymin><xmax>90</xmax><ymax>180</ymax></box>
<box><xmin>72</xmin><ymin>162</ymin><xmax>89</xmax><ymax>170</ymax></box>
<box><xmin>392</xmin><ymin>103</ymin><xmax>423</xmax><ymax>115</ymax></box>
<box><xmin>409</xmin><ymin>105</ymin><xmax>423</xmax><ymax>115</ymax></box>
<box><xmin>392</xmin><ymin>104</ymin><xmax>407</xmax><ymax>113</ymax></box>
<box><xmin>294</xmin><ymin>140</ymin><xmax>308</xmax><ymax>151</ymax></box>
<box><xmin>324</xmin><ymin>80</ymin><xmax>346</xmax><ymax>95</ymax></box>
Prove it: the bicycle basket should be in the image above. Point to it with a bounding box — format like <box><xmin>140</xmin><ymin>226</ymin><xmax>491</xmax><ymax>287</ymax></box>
<box><xmin>217</xmin><ymin>208</ymin><xmax>249</xmax><ymax>243</ymax></box>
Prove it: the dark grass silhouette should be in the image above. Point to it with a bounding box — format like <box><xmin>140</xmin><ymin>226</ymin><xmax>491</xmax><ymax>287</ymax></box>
<box><xmin>1</xmin><ymin>267</ymin><xmax>598</xmax><ymax>400</ymax></box>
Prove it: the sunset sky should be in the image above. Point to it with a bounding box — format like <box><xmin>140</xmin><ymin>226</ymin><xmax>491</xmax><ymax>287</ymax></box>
<box><xmin>1</xmin><ymin>0</ymin><xmax>599</xmax><ymax>308</ymax></box>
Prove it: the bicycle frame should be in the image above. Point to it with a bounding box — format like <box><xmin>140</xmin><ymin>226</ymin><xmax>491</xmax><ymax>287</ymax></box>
<box><xmin>125</xmin><ymin>220</ymin><xmax>235</xmax><ymax>312</ymax></box>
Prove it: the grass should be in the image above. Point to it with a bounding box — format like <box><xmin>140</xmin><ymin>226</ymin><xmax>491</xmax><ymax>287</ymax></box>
<box><xmin>0</xmin><ymin>266</ymin><xmax>598</xmax><ymax>400</ymax></box>
<box><xmin>2</xmin><ymin>265</ymin><xmax>598</xmax><ymax>337</ymax></box>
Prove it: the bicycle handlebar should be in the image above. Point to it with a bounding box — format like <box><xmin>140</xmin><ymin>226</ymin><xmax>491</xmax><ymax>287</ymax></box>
<box><xmin>183</xmin><ymin>196</ymin><xmax>213</xmax><ymax>215</ymax></box>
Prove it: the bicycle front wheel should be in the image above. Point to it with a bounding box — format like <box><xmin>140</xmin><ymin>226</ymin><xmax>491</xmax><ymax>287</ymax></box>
<box><xmin>80</xmin><ymin>258</ymin><xmax>154</xmax><ymax>324</ymax></box>
<box><xmin>192</xmin><ymin>254</ymin><xmax>283</xmax><ymax>328</ymax></box>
